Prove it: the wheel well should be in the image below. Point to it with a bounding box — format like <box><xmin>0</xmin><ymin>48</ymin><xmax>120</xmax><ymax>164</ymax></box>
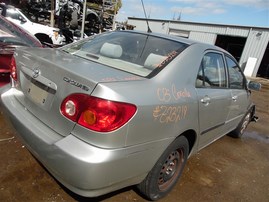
<box><xmin>35</xmin><ymin>33</ymin><xmax>53</xmax><ymax>45</ymax></box>
<box><xmin>249</xmin><ymin>105</ymin><xmax>257</xmax><ymax>122</ymax></box>
<box><xmin>178</xmin><ymin>130</ymin><xmax>196</xmax><ymax>155</ymax></box>
<box><xmin>86</xmin><ymin>13</ymin><xmax>99</xmax><ymax>22</ymax></box>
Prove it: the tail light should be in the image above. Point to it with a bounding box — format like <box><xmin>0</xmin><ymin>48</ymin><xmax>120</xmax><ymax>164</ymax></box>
<box><xmin>0</xmin><ymin>53</ymin><xmax>17</xmax><ymax>84</ymax></box>
<box><xmin>10</xmin><ymin>55</ymin><xmax>17</xmax><ymax>81</ymax></box>
<box><xmin>61</xmin><ymin>94</ymin><xmax>137</xmax><ymax>132</ymax></box>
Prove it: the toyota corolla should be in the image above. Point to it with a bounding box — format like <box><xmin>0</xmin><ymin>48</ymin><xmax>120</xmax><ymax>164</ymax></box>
<box><xmin>0</xmin><ymin>30</ymin><xmax>260</xmax><ymax>201</ymax></box>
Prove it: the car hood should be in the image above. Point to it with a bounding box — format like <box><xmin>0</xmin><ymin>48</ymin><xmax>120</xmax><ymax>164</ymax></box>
<box><xmin>7</xmin><ymin>17</ymin><xmax>58</xmax><ymax>37</ymax></box>
<box><xmin>12</xmin><ymin>47</ymin><xmax>144</xmax><ymax>137</ymax></box>
<box><xmin>26</xmin><ymin>21</ymin><xmax>58</xmax><ymax>36</ymax></box>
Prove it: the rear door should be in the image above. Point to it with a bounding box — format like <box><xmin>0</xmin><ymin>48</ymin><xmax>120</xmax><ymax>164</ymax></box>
<box><xmin>196</xmin><ymin>51</ymin><xmax>231</xmax><ymax>148</ymax></box>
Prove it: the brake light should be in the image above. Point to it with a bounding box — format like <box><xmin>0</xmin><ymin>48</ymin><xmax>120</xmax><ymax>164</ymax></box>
<box><xmin>10</xmin><ymin>56</ymin><xmax>17</xmax><ymax>81</ymax></box>
<box><xmin>61</xmin><ymin>94</ymin><xmax>137</xmax><ymax>132</ymax></box>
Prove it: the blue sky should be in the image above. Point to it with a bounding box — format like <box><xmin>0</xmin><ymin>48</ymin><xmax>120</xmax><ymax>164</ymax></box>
<box><xmin>115</xmin><ymin>0</ymin><xmax>269</xmax><ymax>27</ymax></box>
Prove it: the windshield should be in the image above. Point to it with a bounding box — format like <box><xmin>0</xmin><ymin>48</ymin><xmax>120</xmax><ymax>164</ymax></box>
<box><xmin>62</xmin><ymin>31</ymin><xmax>188</xmax><ymax>77</ymax></box>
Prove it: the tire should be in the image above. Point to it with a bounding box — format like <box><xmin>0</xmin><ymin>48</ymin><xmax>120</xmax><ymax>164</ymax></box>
<box><xmin>137</xmin><ymin>136</ymin><xmax>189</xmax><ymax>201</ymax></box>
<box><xmin>229</xmin><ymin>111</ymin><xmax>251</xmax><ymax>138</ymax></box>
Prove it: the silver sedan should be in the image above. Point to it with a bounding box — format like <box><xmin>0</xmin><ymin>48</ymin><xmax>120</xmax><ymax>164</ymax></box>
<box><xmin>0</xmin><ymin>30</ymin><xmax>260</xmax><ymax>201</ymax></box>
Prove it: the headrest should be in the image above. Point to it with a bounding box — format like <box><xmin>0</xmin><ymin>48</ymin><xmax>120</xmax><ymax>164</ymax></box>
<box><xmin>100</xmin><ymin>42</ymin><xmax>123</xmax><ymax>58</ymax></box>
<box><xmin>144</xmin><ymin>53</ymin><xmax>167</xmax><ymax>70</ymax></box>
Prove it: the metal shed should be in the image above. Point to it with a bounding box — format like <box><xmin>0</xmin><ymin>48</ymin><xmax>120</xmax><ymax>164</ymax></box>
<box><xmin>128</xmin><ymin>17</ymin><xmax>269</xmax><ymax>79</ymax></box>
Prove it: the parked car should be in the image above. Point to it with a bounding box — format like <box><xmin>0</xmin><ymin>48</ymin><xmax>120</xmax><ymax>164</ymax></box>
<box><xmin>0</xmin><ymin>3</ymin><xmax>65</xmax><ymax>45</ymax></box>
<box><xmin>0</xmin><ymin>15</ymin><xmax>42</xmax><ymax>87</ymax></box>
<box><xmin>0</xmin><ymin>30</ymin><xmax>260</xmax><ymax>201</ymax></box>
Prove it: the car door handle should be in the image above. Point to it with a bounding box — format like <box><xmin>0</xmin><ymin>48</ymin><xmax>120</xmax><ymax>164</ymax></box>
<box><xmin>232</xmin><ymin>96</ymin><xmax>237</xmax><ymax>102</ymax></box>
<box><xmin>201</xmin><ymin>96</ymin><xmax>211</xmax><ymax>105</ymax></box>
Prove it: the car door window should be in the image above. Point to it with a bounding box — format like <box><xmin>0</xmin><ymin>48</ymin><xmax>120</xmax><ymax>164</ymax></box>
<box><xmin>226</xmin><ymin>56</ymin><xmax>245</xmax><ymax>89</ymax></box>
<box><xmin>196</xmin><ymin>52</ymin><xmax>226</xmax><ymax>88</ymax></box>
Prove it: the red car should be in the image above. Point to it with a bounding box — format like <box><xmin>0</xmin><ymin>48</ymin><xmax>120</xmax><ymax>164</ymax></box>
<box><xmin>0</xmin><ymin>15</ymin><xmax>42</xmax><ymax>87</ymax></box>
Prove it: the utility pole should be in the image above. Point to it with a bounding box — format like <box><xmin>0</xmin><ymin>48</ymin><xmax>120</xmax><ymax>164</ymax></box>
<box><xmin>112</xmin><ymin>0</ymin><xmax>117</xmax><ymax>30</ymax></box>
<box><xmin>81</xmin><ymin>0</ymin><xmax>87</xmax><ymax>39</ymax></box>
<box><xmin>50</xmin><ymin>0</ymin><xmax>55</xmax><ymax>27</ymax></box>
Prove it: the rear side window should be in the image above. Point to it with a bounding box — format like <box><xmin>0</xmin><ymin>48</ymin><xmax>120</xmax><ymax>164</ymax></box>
<box><xmin>226</xmin><ymin>56</ymin><xmax>245</xmax><ymax>89</ymax></box>
<box><xmin>196</xmin><ymin>52</ymin><xmax>227</xmax><ymax>88</ymax></box>
<box><xmin>62</xmin><ymin>31</ymin><xmax>188</xmax><ymax>77</ymax></box>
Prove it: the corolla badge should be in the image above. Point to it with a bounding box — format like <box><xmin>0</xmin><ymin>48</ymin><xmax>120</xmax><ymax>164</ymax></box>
<box><xmin>63</xmin><ymin>77</ymin><xmax>90</xmax><ymax>91</ymax></box>
<box><xmin>32</xmin><ymin>68</ymin><xmax>40</xmax><ymax>78</ymax></box>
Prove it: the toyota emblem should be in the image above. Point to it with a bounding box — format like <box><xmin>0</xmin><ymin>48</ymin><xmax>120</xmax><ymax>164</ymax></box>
<box><xmin>32</xmin><ymin>68</ymin><xmax>40</xmax><ymax>78</ymax></box>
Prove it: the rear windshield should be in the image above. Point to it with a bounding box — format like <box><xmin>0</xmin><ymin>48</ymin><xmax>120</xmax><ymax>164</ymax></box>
<box><xmin>62</xmin><ymin>31</ymin><xmax>188</xmax><ymax>77</ymax></box>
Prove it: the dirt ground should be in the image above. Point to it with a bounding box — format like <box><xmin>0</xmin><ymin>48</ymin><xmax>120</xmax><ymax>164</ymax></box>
<box><xmin>0</xmin><ymin>78</ymin><xmax>268</xmax><ymax>202</ymax></box>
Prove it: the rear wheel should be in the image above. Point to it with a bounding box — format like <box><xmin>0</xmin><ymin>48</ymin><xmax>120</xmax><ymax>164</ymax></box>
<box><xmin>137</xmin><ymin>136</ymin><xmax>189</xmax><ymax>201</ymax></box>
<box><xmin>229</xmin><ymin>111</ymin><xmax>251</xmax><ymax>138</ymax></box>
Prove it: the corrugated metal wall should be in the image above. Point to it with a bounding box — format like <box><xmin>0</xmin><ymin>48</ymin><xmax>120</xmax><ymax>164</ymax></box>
<box><xmin>169</xmin><ymin>22</ymin><xmax>227</xmax><ymax>34</ymax></box>
<box><xmin>240</xmin><ymin>29</ymin><xmax>269</xmax><ymax>76</ymax></box>
<box><xmin>188</xmin><ymin>32</ymin><xmax>216</xmax><ymax>44</ymax></box>
<box><xmin>168</xmin><ymin>22</ymin><xmax>250</xmax><ymax>37</ymax></box>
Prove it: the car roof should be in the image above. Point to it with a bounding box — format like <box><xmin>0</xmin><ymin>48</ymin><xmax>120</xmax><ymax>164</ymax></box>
<box><xmin>0</xmin><ymin>2</ymin><xmax>14</xmax><ymax>9</ymax></box>
<box><xmin>0</xmin><ymin>3</ymin><xmax>20</xmax><ymax>17</ymax></box>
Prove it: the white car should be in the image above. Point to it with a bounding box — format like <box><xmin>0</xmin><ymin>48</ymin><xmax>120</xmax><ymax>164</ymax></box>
<box><xmin>0</xmin><ymin>3</ymin><xmax>65</xmax><ymax>45</ymax></box>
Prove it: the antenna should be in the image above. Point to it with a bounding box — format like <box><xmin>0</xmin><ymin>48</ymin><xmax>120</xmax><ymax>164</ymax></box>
<box><xmin>141</xmin><ymin>0</ymin><xmax>152</xmax><ymax>33</ymax></box>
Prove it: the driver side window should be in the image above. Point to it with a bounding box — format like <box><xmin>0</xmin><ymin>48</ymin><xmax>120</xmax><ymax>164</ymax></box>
<box><xmin>226</xmin><ymin>56</ymin><xmax>245</xmax><ymax>89</ymax></box>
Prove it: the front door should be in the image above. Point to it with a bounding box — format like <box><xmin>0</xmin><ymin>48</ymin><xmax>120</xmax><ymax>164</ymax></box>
<box><xmin>225</xmin><ymin>55</ymin><xmax>250</xmax><ymax>130</ymax></box>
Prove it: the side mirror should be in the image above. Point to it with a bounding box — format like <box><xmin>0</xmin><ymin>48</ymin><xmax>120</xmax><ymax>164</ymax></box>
<box><xmin>18</xmin><ymin>15</ymin><xmax>26</xmax><ymax>23</ymax></box>
<box><xmin>248</xmin><ymin>81</ymin><xmax>261</xmax><ymax>91</ymax></box>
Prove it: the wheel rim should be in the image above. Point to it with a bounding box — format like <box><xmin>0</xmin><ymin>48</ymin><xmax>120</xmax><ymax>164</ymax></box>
<box><xmin>158</xmin><ymin>148</ymin><xmax>185</xmax><ymax>191</ymax></box>
<box><xmin>240</xmin><ymin>113</ymin><xmax>251</xmax><ymax>135</ymax></box>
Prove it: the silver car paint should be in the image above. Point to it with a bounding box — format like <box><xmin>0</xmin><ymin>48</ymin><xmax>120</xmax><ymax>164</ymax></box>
<box><xmin>1</xmin><ymin>85</ymin><xmax>172</xmax><ymax>196</ymax></box>
<box><xmin>0</xmin><ymin>31</ymin><xmax>254</xmax><ymax>197</ymax></box>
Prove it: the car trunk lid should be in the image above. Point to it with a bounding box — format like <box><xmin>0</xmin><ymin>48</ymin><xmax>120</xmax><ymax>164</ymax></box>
<box><xmin>13</xmin><ymin>47</ymin><xmax>143</xmax><ymax>137</ymax></box>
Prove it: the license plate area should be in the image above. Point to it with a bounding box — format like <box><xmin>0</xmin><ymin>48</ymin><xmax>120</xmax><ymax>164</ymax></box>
<box><xmin>18</xmin><ymin>68</ymin><xmax>56</xmax><ymax>111</ymax></box>
<box><xmin>28</xmin><ymin>82</ymin><xmax>48</xmax><ymax>105</ymax></box>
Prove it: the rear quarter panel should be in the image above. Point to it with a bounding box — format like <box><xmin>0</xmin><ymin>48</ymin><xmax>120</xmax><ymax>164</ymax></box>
<box><xmin>85</xmin><ymin>45</ymin><xmax>205</xmax><ymax>152</ymax></box>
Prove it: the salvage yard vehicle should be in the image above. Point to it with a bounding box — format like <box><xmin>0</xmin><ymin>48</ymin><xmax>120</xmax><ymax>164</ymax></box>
<box><xmin>0</xmin><ymin>30</ymin><xmax>260</xmax><ymax>201</ymax></box>
<box><xmin>0</xmin><ymin>3</ymin><xmax>65</xmax><ymax>45</ymax></box>
<box><xmin>0</xmin><ymin>15</ymin><xmax>42</xmax><ymax>87</ymax></box>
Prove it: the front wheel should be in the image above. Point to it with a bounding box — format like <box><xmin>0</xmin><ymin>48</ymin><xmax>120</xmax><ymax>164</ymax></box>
<box><xmin>137</xmin><ymin>136</ymin><xmax>189</xmax><ymax>201</ymax></box>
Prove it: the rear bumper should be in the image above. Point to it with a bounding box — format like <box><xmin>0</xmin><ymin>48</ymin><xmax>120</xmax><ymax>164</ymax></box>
<box><xmin>0</xmin><ymin>87</ymin><xmax>168</xmax><ymax>197</ymax></box>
